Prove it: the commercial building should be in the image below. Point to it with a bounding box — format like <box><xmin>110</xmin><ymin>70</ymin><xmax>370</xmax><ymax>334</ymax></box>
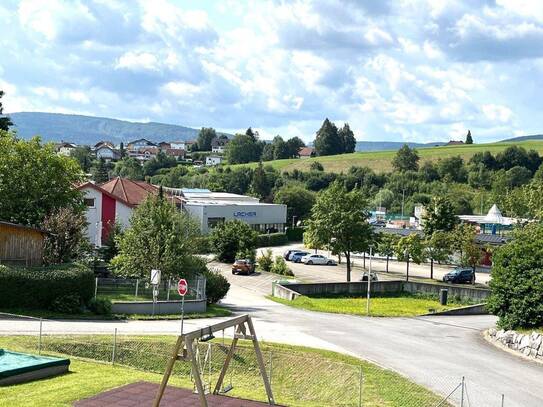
<box><xmin>163</xmin><ymin>187</ymin><xmax>287</xmax><ymax>234</ymax></box>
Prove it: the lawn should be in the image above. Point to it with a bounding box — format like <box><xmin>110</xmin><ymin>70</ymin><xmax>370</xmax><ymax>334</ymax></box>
<box><xmin>229</xmin><ymin>140</ymin><xmax>543</xmax><ymax>174</ymax></box>
<box><xmin>269</xmin><ymin>292</ymin><xmax>467</xmax><ymax>317</ymax></box>
<box><xmin>0</xmin><ymin>303</ymin><xmax>231</xmax><ymax>320</ymax></box>
<box><xmin>0</xmin><ymin>335</ymin><xmax>450</xmax><ymax>407</ymax></box>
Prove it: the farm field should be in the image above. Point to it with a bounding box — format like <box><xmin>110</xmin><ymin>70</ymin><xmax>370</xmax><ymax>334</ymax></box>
<box><xmin>230</xmin><ymin>140</ymin><xmax>543</xmax><ymax>173</ymax></box>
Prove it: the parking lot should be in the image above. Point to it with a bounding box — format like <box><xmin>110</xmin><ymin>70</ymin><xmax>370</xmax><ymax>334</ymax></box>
<box><xmin>256</xmin><ymin>244</ymin><xmax>491</xmax><ymax>285</ymax></box>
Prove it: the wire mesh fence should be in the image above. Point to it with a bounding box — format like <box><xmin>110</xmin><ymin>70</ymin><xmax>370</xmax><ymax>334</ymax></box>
<box><xmin>94</xmin><ymin>275</ymin><xmax>206</xmax><ymax>302</ymax></box>
<box><xmin>0</xmin><ymin>315</ymin><xmax>509</xmax><ymax>407</ymax></box>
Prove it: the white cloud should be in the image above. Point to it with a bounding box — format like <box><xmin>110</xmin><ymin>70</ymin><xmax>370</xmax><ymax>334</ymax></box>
<box><xmin>482</xmin><ymin>104</ymin><xmax>513</xmax><ymax>123</ymax></box>
<box><xmin>162</xmin><ymin>81</ymin><xmax>201</xmax><ymax>96</ymax></box>
<box><xmin>115</xmin><ymin>51</ymin><xmax>159</xmax><ymax>71</ymax></box>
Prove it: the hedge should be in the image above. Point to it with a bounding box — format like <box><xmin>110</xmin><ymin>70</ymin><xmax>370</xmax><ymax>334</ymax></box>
<box><xmin>257</xmin><ymin>233</ymin><xmax>289</xmax><ymax>247</ymax></box>
<box><xmin>286</xmin><ymin>227</ymin><xmax>304</xmax><ymax>242</ymax></box>
<box><xmin>0</xmin><ymin>263</ymin><xmax>95</xmax><ymax>310</ymax></box>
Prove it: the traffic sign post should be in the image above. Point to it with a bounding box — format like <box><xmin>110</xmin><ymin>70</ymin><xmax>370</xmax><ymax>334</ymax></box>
<box><xmin>178</xmin><ymin>279</ymin><xmax>188</xmax><ymax>336</ymax></box>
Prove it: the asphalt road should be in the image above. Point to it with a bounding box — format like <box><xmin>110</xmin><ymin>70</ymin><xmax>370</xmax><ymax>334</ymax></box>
<box><xmin>2</xmin><ymin>256</ymin><xmax>542</xmax><ymax>406</ymax></box>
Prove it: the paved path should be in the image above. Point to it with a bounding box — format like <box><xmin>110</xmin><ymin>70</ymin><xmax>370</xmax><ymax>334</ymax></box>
<box><xmin>2</xmin><ymin>259</ymin><xmax>542</xmax><ymax>406</ymax></box>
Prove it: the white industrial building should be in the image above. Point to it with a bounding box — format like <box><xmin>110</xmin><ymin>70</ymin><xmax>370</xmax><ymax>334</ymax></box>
<box><xmin>162</xmin><ymin>187</ymin><xmax>287</xmax><ymax>234</ymax></box>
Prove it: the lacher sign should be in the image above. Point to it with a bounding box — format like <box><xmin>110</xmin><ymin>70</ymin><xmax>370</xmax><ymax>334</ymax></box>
<box><xmin>233</xmin><ymin>211</ymin><xmax>257</xmax><ymax>217</ymax></box>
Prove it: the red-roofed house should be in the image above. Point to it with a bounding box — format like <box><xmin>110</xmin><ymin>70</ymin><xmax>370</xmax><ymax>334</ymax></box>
<box><xmin>298</xmin><ymin>146</ymin><xmax>315</xmax><ymax>159</ymax></box>
<box><xmin>77</xmin><ymin>178</ymin><xmax>182</xmax><ymax>246</ymax></box>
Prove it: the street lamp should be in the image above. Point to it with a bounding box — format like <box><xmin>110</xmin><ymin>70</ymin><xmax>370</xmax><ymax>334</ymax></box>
<box><xmin>366</xmin><ymin>245</ymin><xmax>373</xmax><ymax>315</ymax></box>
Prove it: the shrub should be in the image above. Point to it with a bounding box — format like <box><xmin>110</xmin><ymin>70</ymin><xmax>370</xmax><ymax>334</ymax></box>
<box><xmin>286</xmin><ymin>227</ymin><xmax>304</xmax><ymax>242</ymax></box>
<box><xmin>210</xmin><ymin>220</ymin><xmax>258</xmax><ymax>263</ymax></box>
<box><xmin>487</xmin><ymin>223</ymin><xmax>543</xmax><ymax>329</ymax></box>
<box><xmin>51</xmin><ymin>294</ymin><xmax>81</xmax><ymax>314</ymax></box>
<box><xmin>271</xmin><ymin>256</ymin><xmax>294</xmax><ymax>276</ymax></box>
<box><xmin>0</xmin><ymin>264</ymin><xmax>94</xmax><ymax>310</ymax></box>
<box><xmin>256</xmin><ymin>233</ymin><xmax>288</xmax><ymax>247</ymax></box>
<box><xmin>88</xmin><ymin>297</ymin><xmax>112</xmax><ymax>315</ymax></box>
<box><xmin>257</xmin><ymin>249</ymin><xmax>273</xmax><ymax>272</ymax></box>
<box><xmin>236</xmin><ymin>248</ymin><xmax>256</xmax><ymax>263</ymax></box>
<box><xmin>204</xmin><ymin>268</ymin><xmax>231</xmax><ymax>304</ymax></box>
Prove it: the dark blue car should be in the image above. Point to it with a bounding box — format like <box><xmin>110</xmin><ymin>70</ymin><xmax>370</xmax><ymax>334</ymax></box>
<box><xmin>290</xmin><ymin>251</ymin><xmax>310</xmax><ymax>263</ymax></box>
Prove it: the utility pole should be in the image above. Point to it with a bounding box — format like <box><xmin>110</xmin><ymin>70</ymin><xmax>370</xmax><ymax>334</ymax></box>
<box><xmin>366</xmin><ymin>246</ymin><xmax>373</xmax><ymax>315</ymax></box>
<box><xmin>401</xmin><ymin>188</ymin><xmax>406</xmax><ymax>222</ymax></box>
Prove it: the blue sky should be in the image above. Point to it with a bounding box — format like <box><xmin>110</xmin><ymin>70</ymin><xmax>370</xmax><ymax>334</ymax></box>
<box><xmin>1</xmin><ymin>0</ymin><xmax>543</xmax><ymax>143</ymax></box>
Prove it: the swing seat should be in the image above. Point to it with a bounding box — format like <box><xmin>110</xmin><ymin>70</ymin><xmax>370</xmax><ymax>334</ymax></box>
<box><xmin>219</xmin><ymin>384</ymin><xmax>234</xmax><ymax>394</ymax></box>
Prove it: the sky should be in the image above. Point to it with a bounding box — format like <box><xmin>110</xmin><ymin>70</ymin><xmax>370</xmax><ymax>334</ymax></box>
<box><xmin>1</xmin><ymin>0</ymin><xmax>543</xmax><ymax>143</ymax></box>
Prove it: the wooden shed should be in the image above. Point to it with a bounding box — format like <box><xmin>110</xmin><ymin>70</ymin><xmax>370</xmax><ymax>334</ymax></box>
<box><xmin>0</xmin><ymin>221</ymin><xmax>45</xmax><ymax>267</ymax></box>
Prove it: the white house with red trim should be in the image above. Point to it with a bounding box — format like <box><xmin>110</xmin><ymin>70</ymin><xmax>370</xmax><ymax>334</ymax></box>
<box><xmin>77</xmin><ymin>178</ymin><xmax>183</xmax><ymax>247</ymax></box>
<box><xmin>77</xmin><ymin>182</ymin><xmax>135</xmax><ymax>246</ymax></box>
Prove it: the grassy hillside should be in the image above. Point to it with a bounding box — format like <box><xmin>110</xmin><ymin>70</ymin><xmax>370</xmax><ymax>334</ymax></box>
<box><xmin>232</xmin><ymin>140</ymin><xmax>543</xmax><ymax>173</ymax></box>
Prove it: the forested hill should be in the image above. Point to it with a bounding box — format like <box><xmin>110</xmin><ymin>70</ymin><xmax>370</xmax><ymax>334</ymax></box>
<box><xmin>8</xmin><ymin>112</ymin><xmax>228</xmax><ymax>145</ymax></box>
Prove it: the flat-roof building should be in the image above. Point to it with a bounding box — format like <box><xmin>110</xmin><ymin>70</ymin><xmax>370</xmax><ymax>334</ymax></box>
<box><xmin>162</xmin><ymin>187</ymin><xmax>287</xmax><ymax>234</ymax></box>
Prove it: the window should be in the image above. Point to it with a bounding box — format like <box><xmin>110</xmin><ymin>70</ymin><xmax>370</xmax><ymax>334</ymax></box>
<box><xmin>207</xmin><ymin>217</ymin><xmax>225</xmax><ymax>229</ymax></box>
<box><xmin>84</xmin><ymin>198</ymin><xmax>95</xmax><ymax>208</ymax></box>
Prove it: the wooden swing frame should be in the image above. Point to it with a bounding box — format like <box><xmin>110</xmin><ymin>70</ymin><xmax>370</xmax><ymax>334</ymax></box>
<box><xmin>153</xmin><ymin>314</ymin><xmax>275</xmax><ymax>407</ymax></box>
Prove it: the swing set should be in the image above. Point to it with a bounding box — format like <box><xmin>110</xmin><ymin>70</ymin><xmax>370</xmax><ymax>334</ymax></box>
<box><xmin>153</xmin><ymin>314</ymin><xmax>275</xmax><ymax>407</ymax></box>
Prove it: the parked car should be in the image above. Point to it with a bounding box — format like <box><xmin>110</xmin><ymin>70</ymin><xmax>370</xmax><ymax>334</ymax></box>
<box><xmin>370</xmin><ymin>220</ymin><xmax>386</xmax><ymax>227</ymax></box>
<box><xmin>283</xmin><ymin>249</ymin><xmax>299</xmax><ymax>260</ymax></box>
<box><xmin>290</xmin><ymin>251</ymin><xmax>310</xmax><ymax>263</ymax></box>
<box><xmin>360</xmin><ymin>271</ymin><xmax>378</xmax><ymax>282</ymax></box>
<box><xmin>300</xmin><ymin>254</ymin><xmax>337</xmax><ymax>265</ymax></box>
<box><xmin>231</xmin><ymin>259</ymin><xmax>255</xmax><ymax>275</ymax></box>
<box><xmin>442</xmin><ymin>268</ymin><xmax>475</xmax><ymax>284</ymax></box>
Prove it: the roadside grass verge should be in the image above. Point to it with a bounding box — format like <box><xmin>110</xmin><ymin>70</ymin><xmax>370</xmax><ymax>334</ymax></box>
<box><xmin>0</xmin><ymin>335</ymin><xmax>449</xmax><ymax>407</ymax></box>
<box><xmin>268</xmin><ymin>292</ymin><xmax>471</xmax><ymax>317</ymax></box>
<box><xmin>0</xmin><ymin>304</ymin><xmax>231</xmax><ymax>321</ymax></box>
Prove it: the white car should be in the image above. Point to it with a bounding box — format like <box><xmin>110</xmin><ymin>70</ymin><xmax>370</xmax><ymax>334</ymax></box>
<box><xmin>300</xmin><ymin>254</ymin><xmax>336</xmax><ymax>265</ymax></box>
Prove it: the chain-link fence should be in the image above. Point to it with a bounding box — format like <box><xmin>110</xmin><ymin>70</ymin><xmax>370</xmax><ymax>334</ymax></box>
<box><xmin>94</xmin><ymin>275</ymin><xmax>206</xmax><ymax>302</ymax></box>
<box><xmin>1</xmin><ymin>315</ymin><xmax>508</xmax><ymax>407</ymax></box>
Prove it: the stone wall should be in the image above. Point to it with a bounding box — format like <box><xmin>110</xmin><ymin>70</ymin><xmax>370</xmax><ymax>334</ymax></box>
<box><xmin>403</xmin><ymin>281</ymin><xmax>490</xmax><ymax>302</ymax></box>
<box><xmin>488</xmin><ymin>328</ymin><xmax>543</xmax><ymax>361</ymax></box>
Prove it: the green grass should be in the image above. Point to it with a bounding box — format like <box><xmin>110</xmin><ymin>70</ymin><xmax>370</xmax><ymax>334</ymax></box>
<box><xmin>0</xmin><ymin>335</ymin><xmax>449</xmax><ymax>407</ymax></box>
<box><xmin>0</xmin><ymin>304</ymin><xmax>231</xmax><ymax>321</ymax></box>
<box><xmin>268</xmin><ymin>292</ymin><xmax>468</xmax><ymax>317</ymax></box>
<box><xmin>229</xmin><ymin>140</ymin><xmax>543</xmax><ymax>173</ymax></box>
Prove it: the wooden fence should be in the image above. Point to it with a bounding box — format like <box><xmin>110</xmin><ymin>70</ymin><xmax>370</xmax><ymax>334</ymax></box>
<box><xmin>0</xmin><ymin>222</ymin><xmax>45</xmax><ymax>267</ymax></box>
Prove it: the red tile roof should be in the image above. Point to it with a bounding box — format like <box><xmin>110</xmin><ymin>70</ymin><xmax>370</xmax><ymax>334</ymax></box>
<box><xmin>99</xmin><ymin>177</ymin><xmax>182</xmax><ymax>206</ymax></box>
<box><xmin>298</xmin><ymin>146</ymin><xmax>314</xmax><ymax>156</ymax></box>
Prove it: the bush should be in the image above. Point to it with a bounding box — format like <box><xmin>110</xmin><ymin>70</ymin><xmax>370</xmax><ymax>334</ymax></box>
<box><xmin>236</xmin><ymin>248</ymin><xmax>256</xmax><ymax>263</ymax></box>
<box><xmin>286</xmin><ymin>227</ymin><xmax>304</xmax><ymax>242</ymax></box>
<box><xmin>487</xmin><ymin>224</ymin><xmax>543</xmax><ymax>329</ymax></box>
<box><xmin>88</xmin><ymin>297</ymin><xmax>112</xmax><ymax>315</ymax></box>
<box><xmin>271</xmin><ymin>256</ymin><xmax>294</xmax><ymax>276</ymax></box>
<box><xmin>256</xmin><ymin>233</ymin><xmax>289</xmax><ymax>247</ymax></box>
<box><xmin>257</xmin><ymin>249</ymin><xmax>273</xmax><ymax>272</ymax></box>
<box><xmin>210</xmin><ymin>220</ymin><xmax>258</xmax><ymax>263</ymax></box>
<box><xmin>0</xmin><ymin>263</ymin><xmax>94</xmax><ymax>311</ymax></box>
<box><xmin>51</xmin><ymin>294</ymin><xmax>81</xmax><ymax>314</ymax></box>
<box><xmin>204</xmin><ymin>268</ymin><xmax>231</xmax><ymax>304</ymax></box>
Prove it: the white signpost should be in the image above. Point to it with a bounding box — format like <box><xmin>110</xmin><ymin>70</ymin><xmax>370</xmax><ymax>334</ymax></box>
<box><xmin>178</xmin><ymin>278</ymin><xmax>188</xmax><ymax>335</ymax></box>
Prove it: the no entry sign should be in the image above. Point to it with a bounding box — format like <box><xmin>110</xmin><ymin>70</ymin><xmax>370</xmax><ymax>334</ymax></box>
<box><xmin>177</xmin><ymin>278</ymin><xmax>188</xmax><ymax>296</ymax></box>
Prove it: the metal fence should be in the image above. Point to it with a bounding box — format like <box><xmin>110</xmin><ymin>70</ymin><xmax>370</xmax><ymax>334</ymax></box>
<box><xmin>1</xmin><ymin>315</ymin><xmax>509</xmax><ymax>407</ymax></box>
<box><xmin>94</xmin><ymin>275</ymin><xmax>206</xmax><ymax>302</ymax></box>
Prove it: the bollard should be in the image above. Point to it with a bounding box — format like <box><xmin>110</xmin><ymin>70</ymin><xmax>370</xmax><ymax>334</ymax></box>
<box><xmin>94</xmin><ymin>277</ymin><xmax>98</xmax><ymax>299</ymax></box>
<box><xmin>135</xmin><ymin>279</ymin><xmax>139</xmax><ymax>298</ymax></box>
<box><xmin>439</xmin><ymin>289</ymin><xmax>448</xmax><ymax>306</ymax></box>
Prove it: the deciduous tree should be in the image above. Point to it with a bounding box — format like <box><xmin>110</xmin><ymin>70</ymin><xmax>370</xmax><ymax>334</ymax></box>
<box><xmin>422</xmin><ymin>196</ymin><xmax>458</xmax><ymax>236</ymax></box>
<box><xmin>395</xmin><ymin>234</ymin><xmax>425</xmax><ymax>281</ymax></box>
<box><xmin>274</xmin><ymin>184</ymin><xmax>316</xmax><ymax>223</ymax></box>
<box><xmin>376</xmin><ymin>233</ymin><xmax>399</xmax><ymax>272</ymax></box>
<box><xmin>392</xmin><ymin>144</ymin><xmax>419</xmax><ymax>172</ymax></box>
<box><xmin>209</xmin><ymin>220</ymin><xmax>258</xmax><ymax>263</ymax></box>
<box><xmin>196</xmin><ymin>127</ymin><xmax>217</xmax><ymax>151</ymax></box>
<box><xmin>0</xmin><ymin>131</ymin><xmax>83</xmax><ymax>226</ymax></box>
<box><xmin>0</xmin><ymin>90</ymin><xmax>12</xmax><ymax>131</ymax></box>
<box><xmin>42</xmin><ymin>207</ymin><xmax>89</xmax><ymax>264</ymax></box>
<box><xmin>111</xmin><ymin>195</ymin><xmax>201</xmax><ymax>279</ymax></box>
<box><xmin>424</xmin><ymin>231</ymin><xmax>453</xmax><ymax>279</ymax></box>
<box><xmin>305</xmin><ymin>182</ymin><xmax>374</xmax><ymax>281</ymax></box>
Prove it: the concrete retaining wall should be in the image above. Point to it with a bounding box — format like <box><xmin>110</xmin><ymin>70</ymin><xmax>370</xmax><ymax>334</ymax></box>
<box><xmin>488</xmin><ymin>328</ymin><xmax>543</xmax><ymax>362</ymax></box>
<box><xmin>403</xmin><ymin>281</ymin><xmax>490</xmax><ymax>302</ymax></box>
<box><xmin>276</xmin><ymin>280</ymin><xmax>490</xmax><ymax>303</ymax></box>
<box><xmin>423</xmin><ymin>303</ymin><xmax>488</xmax><ymax>316</ymax></box>
<box><xmin>111</xmin><ymin>299</ymin><xmax>207</xmax><ymax>315</ymax></box>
